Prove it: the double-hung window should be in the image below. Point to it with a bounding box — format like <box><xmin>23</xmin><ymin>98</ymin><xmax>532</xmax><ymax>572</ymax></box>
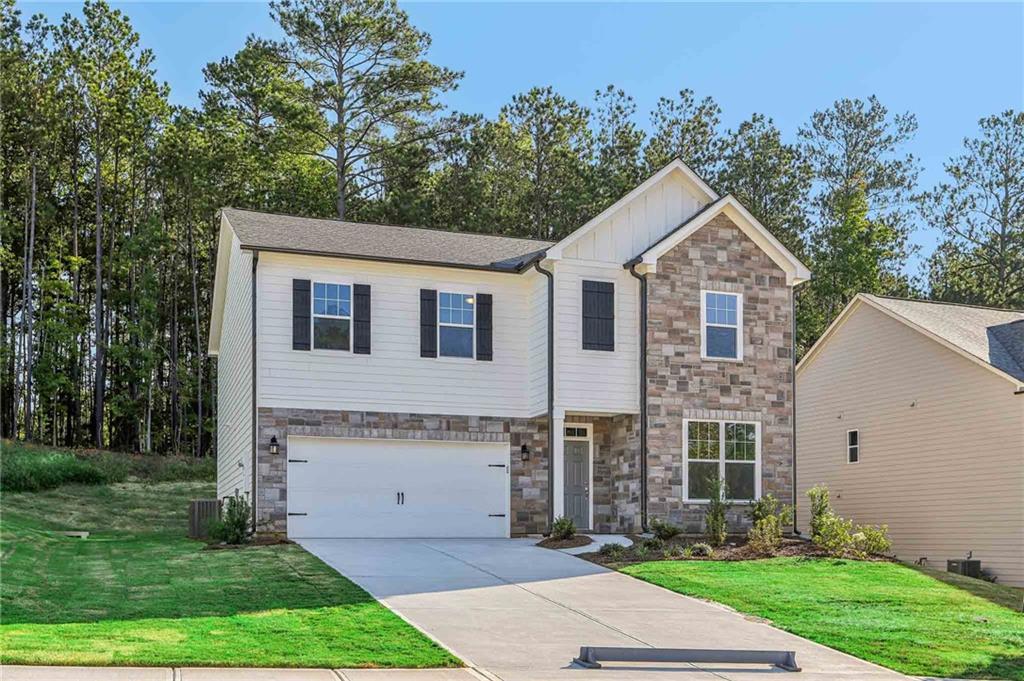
<box><xmin>684</xmin><ymin>419</ymin><xmax>759</xmax><ymax>502</ymax></box>
<box><xmin>313</xmin><ymin>282</ymin><xmax>351</xmax><ymax>351</ymax></box>
<box><xmin>701</xmin><ymin>291</ymin><xmax>742</xmax><ymax>360</ymax></box>
<box><xmin>847</xmin><ymin>430</ymin><xmax>860</xmax><ymax>464</ymax></box>
<box><xmin>439</xmin><ymin>292</ymin><xmax>474</xmax><ymax>358</ymax></box>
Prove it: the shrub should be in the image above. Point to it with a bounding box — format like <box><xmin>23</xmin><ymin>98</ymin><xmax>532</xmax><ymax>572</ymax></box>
<box><xmin>806</xmin><ymin>485</ymin><xmax>832</xmax><ymax>541</ymax></box>
<box><xmin>814</xmin><ymin>512</ymin><xmax>854</xmax><ymax>557</ymax></box>
<box><xmin>703</xmin><ymin>476</ymin><xmax>729</xmax><ymax>547</ymax></box>
<box><xmin>209</xmin><ymin>494</ymin><xmax>251</xmax><ymax>545</ymax></box>
<box><xmin>852</xmin><ymin>524</ymin><xmax>891</xmax><ymax>556</ymax></box>
<box><xmin>688</xmin><ymin>542</ymin><xmax>714</xmax><ymax>558</ymax></box>
<box><xmin>643</xmin><ymin>537</ymin><xmax>664</xmax><ymax>551</ymax></box>
<box><xmin>634</xmin><ymin>544</ymin><xmax>649</xmax><ymax>560</ymax></box>
<box><xmin>747</xmin><ymin>497</ymin><xmax>794</xmax><ymax>555</ymax></box>
<box><xmin>663</xmin><ymin>544</ymin><xmax>683</xmax><ymax>559</ymax></box>
<box><xmin>599</xmin><ymin>542</ymin><xmax>625</xmax><ymax>559</ymax></box>
<box><xmin>649</xmin><ymin>517</ymin><xmax>682</xmax><ymax>541</ymax></box>
<box><xmin>550</xmin><ymin>516</ymin><xmax>576</xmax><ymax>540</ymax></box>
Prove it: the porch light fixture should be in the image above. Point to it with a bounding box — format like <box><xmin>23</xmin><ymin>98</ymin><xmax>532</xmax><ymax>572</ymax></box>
<box><xmin>520</xmin><ymin>443</ymin><xmax>530</xmax><ymax>461</ymax></box>
<box><xmin>269</xmin><ymin>436</ymin><xmax>280</xmax><ymax>456</ymax></box>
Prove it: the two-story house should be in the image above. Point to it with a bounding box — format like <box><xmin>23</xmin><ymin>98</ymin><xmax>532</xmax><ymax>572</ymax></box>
<box><xmin>207</xmin><ymin>159</ymin><xmax>811</xmax><ymax>538</ymax></box>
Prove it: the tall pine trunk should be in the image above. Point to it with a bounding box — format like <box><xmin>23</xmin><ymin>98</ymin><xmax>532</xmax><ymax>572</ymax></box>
<box><xmin>92</xmin><ymin>119</ymin><xmax>106</xmax><ymax>447</ymax></box>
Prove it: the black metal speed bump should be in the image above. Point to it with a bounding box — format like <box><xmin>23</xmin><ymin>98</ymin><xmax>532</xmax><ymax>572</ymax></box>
<box><xmin>572</xmin><ymin>646</ymin><xmax>801</xmax><ymax>672</ymax></box>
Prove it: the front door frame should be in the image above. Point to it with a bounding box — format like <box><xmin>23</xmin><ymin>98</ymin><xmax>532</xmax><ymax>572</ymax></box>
<box><xmin>563</xmin><ymin>423</ymin><xmax>593</xmax><ymax>530</ymax></box>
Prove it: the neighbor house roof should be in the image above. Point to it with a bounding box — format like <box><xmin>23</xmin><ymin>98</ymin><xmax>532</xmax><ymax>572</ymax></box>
<box><xmin>799</xmin><ymin>293</ymin><xmax>1024</xmax><ymax>387</ymax></box>
<box><xmin>221</xmin><ymin>207</ymin><xmax>554</xmax><ymax>273</ymax></box>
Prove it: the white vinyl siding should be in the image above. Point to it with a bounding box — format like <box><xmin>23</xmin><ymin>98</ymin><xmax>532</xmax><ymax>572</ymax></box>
<box><xmin>797</xmin><ymin>302</ymin><xmax>1024</xmax><ymax>587</ymax></box>
<box><xmin>553</xmin><ymin>260</ymin><xmax>639</xmax><ymax>414</ymax></box>
<box><xmin>257</xmin><ymin>252</ymin><xmax>538</xmax><ymax>417</ymax></box>
<box><xmin>216</xmin><ymin>232</ymin><xmax>253</xmax><ymax>501</ymax></box>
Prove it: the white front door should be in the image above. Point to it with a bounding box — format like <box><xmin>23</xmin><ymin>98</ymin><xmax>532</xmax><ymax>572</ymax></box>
<box><xmin>286</xmin><ymin>437</ymin><xmax>510</xmax><ymax>538</ymax></box>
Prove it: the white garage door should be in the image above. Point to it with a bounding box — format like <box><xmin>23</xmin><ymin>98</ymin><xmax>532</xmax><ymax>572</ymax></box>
<box><xmin>286</xmin><ymin>437</ymin><xmax>510</xmax><ymax>538</ymax></box>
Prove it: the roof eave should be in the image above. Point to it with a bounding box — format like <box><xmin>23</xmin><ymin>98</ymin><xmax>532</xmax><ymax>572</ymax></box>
<box><xmin>238</xmin><ymin>244</ymin><xmax>542</xmax><ymax>275</ymax></box>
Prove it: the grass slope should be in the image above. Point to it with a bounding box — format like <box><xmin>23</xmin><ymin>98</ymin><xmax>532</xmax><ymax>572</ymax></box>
<box><xmin>1</xmin><ymin>470</ymin><xmax>457</xmax><ymax>668</ymax></box>
<box><xmin>622</xmin><ymin>558</ymin><xmax>1024</xmax><ymax>680</ymax></box>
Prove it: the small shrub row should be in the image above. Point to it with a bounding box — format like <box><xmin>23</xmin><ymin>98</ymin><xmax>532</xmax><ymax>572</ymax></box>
<box><xmin>208</xmin><ymin>494</ymin><xmax>252</xmax><ymax>544</ymax></box>
<box><xmin>550</xmin><ymin>515</ymin><xmax>576</xmax><ymax>540</ymax></box>
<box><xmin>807</xmin><ymin>484</ymin><xmax>891</xmax><ymax>558</ymax></box>
<box><xmin>746</xmin><ymin>494</ymin><xmax>793</xmax><ymax>555</ymax></box>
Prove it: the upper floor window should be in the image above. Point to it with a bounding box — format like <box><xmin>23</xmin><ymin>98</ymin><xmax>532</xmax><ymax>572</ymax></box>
<box><xmin>313</xmin><ymin>282</ymin><xmax>351</xmax><ymax>351</ymax></box>
<box><xmin>701</xmin><ymin>290</ymin><xmax>742</xmax><ymax>360</ymax></box>
<box><xmin>684</xmin><ymin>419</ymin><xmax>759</xmax><ymax>502</ymax></box>
<box><xmin>847</xmin><ymin>430</ymin><xmax>860</xmax><ymax>464</ymax></box>
<box><xmin>582</xmin><ymin>280</ymin><xmax>614</xmax><ymax>351</ymax></box>
<box><xmin>439</xmin><ymin>292</ymin><xmax>474</xmax><ymax>358</ymax></box>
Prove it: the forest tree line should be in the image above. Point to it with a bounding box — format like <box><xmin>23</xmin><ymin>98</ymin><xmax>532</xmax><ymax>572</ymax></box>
<box><xmin>1</xmin><ymin>0</ymin><xmax>1021</xmax><ymax>455</ymax></box>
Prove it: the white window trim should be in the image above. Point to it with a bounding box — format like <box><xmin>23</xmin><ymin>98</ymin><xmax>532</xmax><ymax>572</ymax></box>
<box><xmin>564</xmin><ymin>423</ymin><xmax>594</xmax><ymax>530</ymax></box>
<box><xmin>437</xmin><ymin>289</ymin><xmax>476</xmax><ymax>360</ymax></box>
<box><xmin>682</xmin><ymin>418</ymin><xmax>761</xmax><ymax>504</ymax></box>
<box><xmin>847</xmin><ymin>429</ymin><xmax>860</xmax><ymax>464</ymax></box>
<box><xmin>579</xmin><ymin>276</ymin><xmax>616</xmax><ymax>354</ymax></box>
<box><xmin>311</xmin><ymin>279</ymin><xmax>352</xmax><ymax>352</ymax></box>
<box><xmin>700</xmin><ymin>289</ymin><xmax>744</xmax><ymax>362</ymax></box>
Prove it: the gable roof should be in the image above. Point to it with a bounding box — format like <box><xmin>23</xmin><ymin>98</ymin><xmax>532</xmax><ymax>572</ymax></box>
<box><xmin>222</xmin><ymin>207</ymin><xmax>553</xmax><ymax>273</ymax></box>
<box><xmin>545</xmin><ymin>158</ymin><xmax>719</xmax><ymax>261</ymax></box>
<box><xmin>627</xmin><ymin>194</ymin><xmax>812</xmax><ymax>285</ymax></box>
<box><xmin>799</xmin><ymin>293</ymin><xmax>1024</xmax><ymax>388</ymax></box>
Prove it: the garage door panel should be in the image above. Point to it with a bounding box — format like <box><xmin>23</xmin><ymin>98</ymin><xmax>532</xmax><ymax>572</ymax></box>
<box><xmin>286</xmin><ymin>437</ymin><xmax>509</xmax><ymax>538</ymax></box>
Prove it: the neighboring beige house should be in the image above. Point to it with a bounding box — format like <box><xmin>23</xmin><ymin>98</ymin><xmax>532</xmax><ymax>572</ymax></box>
<box><xmin>796</xmin><ymin>294</ymin><xmax>1024</xmax><ymax>586</ymax></box>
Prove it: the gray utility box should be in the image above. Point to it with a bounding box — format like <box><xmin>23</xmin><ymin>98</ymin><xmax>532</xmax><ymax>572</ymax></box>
<box><xmin>947</xmin><ymin>559</ymin><xmax>982</xmax><ymax>578</ymax></box>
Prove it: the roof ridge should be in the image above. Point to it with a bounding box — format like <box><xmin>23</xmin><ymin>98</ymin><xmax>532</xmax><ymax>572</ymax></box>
<box><xmin>221</xmin><ymin>206</ymin><xmax>556</xmax><ymax>246</ymax></box>
<box><xmin>864</xmin><ymin>293</ymin><xmax>1024</xmax><ymax>315</ymax></box>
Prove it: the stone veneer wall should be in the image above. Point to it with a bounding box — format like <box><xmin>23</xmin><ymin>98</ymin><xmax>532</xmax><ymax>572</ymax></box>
<box><xmin>646</xmin><ymin>213</ymin><xmax>795</xmax><ymax>533</ymax></box>
<box><xmin>256</xmin><ymin>407</ymin><xmax>549</xmax><ymax>536</ymax></box>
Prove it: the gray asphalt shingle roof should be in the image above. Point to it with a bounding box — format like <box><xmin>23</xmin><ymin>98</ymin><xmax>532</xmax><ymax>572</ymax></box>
<box><xmin>865</xmin><ymin>294</ymin><xmax>1024</xmax><ymax>383</ymax></box>
<box><xmin>222</xmin><ymin>207</ymin><xmax>553</xmax><ymax>272</ymax></box>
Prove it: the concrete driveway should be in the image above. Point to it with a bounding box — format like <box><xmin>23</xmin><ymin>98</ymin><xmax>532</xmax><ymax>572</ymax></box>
<box><xmin>298</xmin><ymin>538</ymin><xmax>908</xmax><ymax>681</ymax></box>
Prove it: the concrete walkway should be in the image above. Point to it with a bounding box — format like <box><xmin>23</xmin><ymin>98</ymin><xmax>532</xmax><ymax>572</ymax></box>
<box><xmin>298</xmin><ymin>538</ymin><xmax>910</xmax><ymax>681</ymax></box>
<box><xmin>557</xmin><ymin>534</ymin><xmax>632</xmax><ymax>556</ymax></box>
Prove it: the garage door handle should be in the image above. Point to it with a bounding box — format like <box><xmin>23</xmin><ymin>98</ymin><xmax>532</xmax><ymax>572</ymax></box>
<box><xmin>488</xmin><ymin>464</ymin><xmax>506</xmax><ymax>468</ymax></box>
<box><xmin>489</xmin><ymin>513</ymin><xmax>506</xmax><ymax>518</ymax></box>
<box><xmin>288</xmin><ymin>512</ymin><xmax>307</xmax><ymax>516</ymax></box>
<box><xmin>288</xmin><ymin>459</ymin><xmax>308</xmax><ymax>463</ymax></box>
<box><xmin>397</xmin><ymin>492</ymin><xmax>405</xmax><ymax>505</ymax></box>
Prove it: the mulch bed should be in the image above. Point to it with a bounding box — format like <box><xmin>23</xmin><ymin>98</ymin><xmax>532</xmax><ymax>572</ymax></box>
<box><xmin>579</xmin><ymin>535</ymin><xmax>892</xmax><ymax>566</ymax></box>
<box><xmin>203</xmin><ymin>536</ymin><xmax>294</xmax><ymax>551</ymax></box>
<box><xmin>537</xmin><ymin>535</ymin><xmax>593</xmax><ymax>550</ymax></box>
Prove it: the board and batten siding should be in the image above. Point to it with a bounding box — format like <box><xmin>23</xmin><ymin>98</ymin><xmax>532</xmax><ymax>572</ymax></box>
<box><xmin>257</xmin><ymin>252</ymin><xmax>544</xmax><ymax>418</ymax></box>
<box><xmin>561</xmin><ymin>170</ymin><xmax>706</xmax><ymax>264</ymax></box>
<box><xmin>796</xmin><ymin>303</ymin><xmax>1024</xmax><ymax>586</ymax></box>
<box><xmin>216</xmin><ymin>232</ymin><xmax>253</xmax><ymax>501</ymax></box>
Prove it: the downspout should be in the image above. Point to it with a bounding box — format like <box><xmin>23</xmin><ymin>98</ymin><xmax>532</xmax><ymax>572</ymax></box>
<box><xmin>532</xmin><ymin>260</ymin><xmax>555</xmax><ymax>533</ymax></box>
<box><xmin>627</xmin><ymin>260</ymin><xmax>649</xmax><ymax>533</ymax></box>
<box><xmin>791</xmin><ymin>284</ymin><xmax>799</xmax><ymax>536</ymax></box>
<box><xmin>250</xmin><ymin>250</ymin><xmax>259</xmax><ymax>535</ymax></box>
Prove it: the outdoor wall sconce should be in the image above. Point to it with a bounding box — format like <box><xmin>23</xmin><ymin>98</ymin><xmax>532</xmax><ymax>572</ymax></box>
<box><xmin>269</xmin><ymin>436</ymin><xmax>279</xmax><ymax>456</ymax></box>
<box><xmin>521</xmin><ymin>444</ymin><xmax>530</xmax><ymax>461</ymax></box>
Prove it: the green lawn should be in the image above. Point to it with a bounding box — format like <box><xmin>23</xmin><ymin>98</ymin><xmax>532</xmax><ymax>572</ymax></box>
<box><xmin>622</xmin><ymin>558</ymin><xmax>1024</xmax><ymax>680</ymax></box>
<box><xmin>0</xmin><ymin>477</ymin><xmax>458</xmax><ymax>668</ymax></box>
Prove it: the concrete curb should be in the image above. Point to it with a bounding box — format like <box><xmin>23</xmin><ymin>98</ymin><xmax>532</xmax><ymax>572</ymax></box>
<box><xmin>0</xmin><ymin>666</ymin><xmax>484</xmax><ymax>681</ymax></box>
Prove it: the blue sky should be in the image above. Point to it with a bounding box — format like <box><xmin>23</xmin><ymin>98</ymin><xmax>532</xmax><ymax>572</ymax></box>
<box><xmin>22</xmin><ymin>1</ymin><xmax>1024</xmax><ymax>274</ymax></box>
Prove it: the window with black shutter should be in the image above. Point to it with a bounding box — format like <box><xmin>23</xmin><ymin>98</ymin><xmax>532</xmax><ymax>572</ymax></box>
<box><xmin>582</xmin><ymin>280</ymin><xmax>614</xmax><ymax>351</ymax></box>
<box><xmin>420</xmin><ymin>289</ymin><xmax>438</xmax><ymax>357</ymax></box>
<box><xmin>292</xmin><ymin>279</ymin><xmax>311</xmax><ymax>351</ymax></box>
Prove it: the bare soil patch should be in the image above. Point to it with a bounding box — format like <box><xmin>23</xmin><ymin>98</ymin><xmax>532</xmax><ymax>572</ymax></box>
<box><xmin>537</xmin><ymin>535</ymin><xmax>592</xmax><ymax>550</ymax></box>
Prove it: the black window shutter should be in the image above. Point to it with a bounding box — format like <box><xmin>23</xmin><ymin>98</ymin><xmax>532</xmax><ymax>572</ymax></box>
<box><xmin>476</xmin><ymin>293</ymin><xmax>493</xmax><ymax>361</ymax></box>
<box><xmin>292</xmin><ymin>279</ymin><xmax>311</xmax><ymax>351</ymax></box>
<box><xmin>420</xmin><ymin>289</ymin><xmax>437</xmax><ymax>357</ymax></box>
<box><xmin>582</xmin><ymin>280</ymin><xmax>614</xmax><ymax>351</ymax></box>
<box><xmin>353</xmin><ymin>284</ymin><xmax>371</xmax><ymax>354</ymax></box>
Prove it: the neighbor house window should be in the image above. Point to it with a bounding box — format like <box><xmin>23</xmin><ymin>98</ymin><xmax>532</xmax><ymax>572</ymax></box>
<box><xmin>439</xmin><ymin>292</ymin><xmax>474</xmax><ymax>358</ymax></box>
<box><xmin>847</xmin><ymin>430</ymin><xmax>860</xmax><ymax>464</ymax></box>
<box><xmin>684</xmin><ymin>419</ymin><xmax>759</xmax><ymax>502</ymax></box>
<box><xmin>313</xmin><ymin>282</ymin><xmax>351</xmax><ymax>350</ymax></box>
<box><xmin>701</xmin><ymin>291</ymin><xmax>742</xmax><ymax>360</ymax></box>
